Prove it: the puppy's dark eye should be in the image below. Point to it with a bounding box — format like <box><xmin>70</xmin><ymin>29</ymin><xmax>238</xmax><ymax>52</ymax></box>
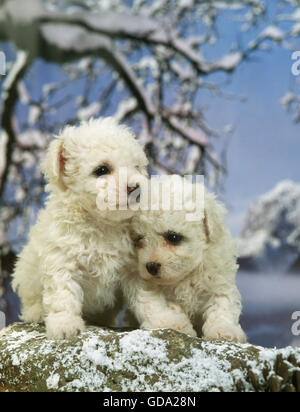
<box><xmin>93</xmin><ymin>165</ymin><xmax>111</xmax><ymax>177</ymax></box>
<box><xmin>163</xmin><ymin>231</ymin><xmax>184</xmax><ymax>245</ymax></box>
<box><xmin>134</xmin><ymin>235</ymin><xmax>144</xmax><ymax>248</ymax></box>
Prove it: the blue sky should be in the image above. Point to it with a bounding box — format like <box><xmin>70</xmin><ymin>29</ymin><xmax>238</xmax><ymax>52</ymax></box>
<box><xmin>204</xmin><ymin>46</ymin><xmax>300</xmax><ymax>236</ymax></box>
<box><xmin>198</xmin><ymin>8</ymin><xmax>300</xmax><ymax>236</ymax></box>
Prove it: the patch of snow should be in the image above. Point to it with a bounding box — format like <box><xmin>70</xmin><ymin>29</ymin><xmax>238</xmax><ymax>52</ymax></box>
<box><xmin>42</xmin><ymin>82</ymin><xmax>60</xmax><ymax>98</ymax></box>
<box><xmin>138</xmin><ymin>56</ymin><xmax>158</xmax><ymax>74</ymax></box>
<box><xmin>17</xmin><ymin>81</ymin><xmax>31</xmax><ymax>104</ymax></box>
<box><xmin>17</xmin><ymin>130</ymin><xmax>47</xmax><ymax>149</ymax></box>
<box><xmin>28</xmin><ymin>105</ymin><xmax>41</xmax><ymax>125</ymax></box>
<box><xmin>259</xmin><ymin>25</ymin><xmax>285</xmax><ymax>42</ymax></box>
<box><xmin>280</xmin><ymin>92</ymin><xmax>296</xmax><ymax>109</ymax></box>
<box><xmin>178</xmin><ymin>0</ymin><xmax>193</xmax><ymax>8</ymax></box>
<box><xmin>213</xmin><ymin>52</ymin><xmax>243</xmax><ymax>71</ymax></box>
<box><xmin>46</xmin><ymin>373</ymin><xmax>60</xmax><ymax>390</ymax></box>
<box><xmin>77</xmin><ymin>101</ymin><xmax>101</xmax><ymax>121</ymax></box>
<box><xmin>41</xmin><ymin>24</ymin><xmax>110</xmax><ymax>53</ymax></box>
<box><xmin>291</xmin><ymin>22</ymin><xmax>300</xmax><ymax>36</ymax></box>
<box><xmin>2</xmin><ymin>51</ymin><xmax>28</xmax><ymax>100</ymax></box>
<box><xmin>114</xmin><ymin>97</ymin><xmax>137</xmax><ymax>121</ymax></box>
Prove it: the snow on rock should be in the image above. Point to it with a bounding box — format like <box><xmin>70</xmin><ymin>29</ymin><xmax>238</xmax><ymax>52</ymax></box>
<box><xmin>237</xmin><ymin>180</ymin><xmax>300</xmax><ymax>273</ymax></box>
<box><xmin>0</xmin><ymin>323</ymin><xmax>299</xmax><ymax>392</ymax></box>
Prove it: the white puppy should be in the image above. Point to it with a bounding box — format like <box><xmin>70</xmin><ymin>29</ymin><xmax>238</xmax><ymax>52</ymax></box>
<box><xmin>125</xmin><ymin>176</ymin><xmax>246</xmax><ymax>343</ymax></box>
<box><xmin>12</xmin><ymin>117</ymin><xmax>148</xmax><ymax>339</ymax></box>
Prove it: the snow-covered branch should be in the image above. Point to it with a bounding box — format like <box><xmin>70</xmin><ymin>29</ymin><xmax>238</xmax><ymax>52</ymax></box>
<box><xmin>0</xmin><ymin>50</ymin><xmax>30</xmax><ymax>197</ymax></box>
<box><xmin>0</xmin><ymin>0</ymin><xmax>288</xmax><ymax>178</ymax></box>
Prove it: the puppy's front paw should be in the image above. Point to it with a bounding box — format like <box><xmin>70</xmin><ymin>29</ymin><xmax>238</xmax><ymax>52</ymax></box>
<box><xmin>202</xmin><ymin>321</ymin><xmax>246</xmax><ymax>343</ymax></box>
<box><xmin>162</xmin><ymin>320</ymin><xmax>197</xmax><ymax>337</ymax></box>
<box><xmin>176</xmin><ymin>324</ymin><xmax>197</xmax><ymax>337</ymax></box>
<box><xmin>46</xmin><ymin>312</ymin><xmax>85</xmax><ymax>340</ymax></box>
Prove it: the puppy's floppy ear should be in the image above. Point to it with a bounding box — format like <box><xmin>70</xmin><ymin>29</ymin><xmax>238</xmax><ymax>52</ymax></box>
<box><xmin>203</xmin><ymin>193</ymin><xmax>227</xmax><ymax>243</ymax></box>
<box><xmin>41</xmin><ymin>138</ymin><xmax>66</xmax><ymax>191</ymax></box>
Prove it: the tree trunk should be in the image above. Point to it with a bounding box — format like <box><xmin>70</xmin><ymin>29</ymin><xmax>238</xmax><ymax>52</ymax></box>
<box><xmin>0</xmin><ymin>251</ymin><xmax>17</xmax><ymax>321</ymax></box>
<box><xmin>0</xmin><ymin>323</ymin><xmax>299</xmax><ymax>392</ymax></box>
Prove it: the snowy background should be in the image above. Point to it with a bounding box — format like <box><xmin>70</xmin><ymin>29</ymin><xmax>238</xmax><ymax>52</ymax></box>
<box><xmin>0</xmin><ymin>0</ymin><xmax>300</xmax><ymax>348</ymax></box>
<box><xmin>237</xmin><ymin>272</ymin><xmax>300</xmax><ymax>348</ymax></box>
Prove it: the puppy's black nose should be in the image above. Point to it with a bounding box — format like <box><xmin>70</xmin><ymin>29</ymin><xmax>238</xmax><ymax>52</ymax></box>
<box><xmin>146</xmin><ymin>262</ymin><xmax>161</xmax><ymax>276</ymax></box>
<box><xmin>127</xmin><ymin>183</ymin><xmax>139</xmax><ymax>195</ymax></box>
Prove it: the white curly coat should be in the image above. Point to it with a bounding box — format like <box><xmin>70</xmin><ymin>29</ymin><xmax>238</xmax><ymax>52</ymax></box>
<box><xmin>124</xmin><ymin>176</ymin><xmax>246</xmax><ymax>343</ymax></box>
<box><xmin>12</xmin><ymin>117</ymin><xmax>148</xmax><ymax>339</ymax></box>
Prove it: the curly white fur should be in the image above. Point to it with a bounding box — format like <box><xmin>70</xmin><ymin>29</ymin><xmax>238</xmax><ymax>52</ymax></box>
<box><xmin>12</xmin><ymin>117</ymin><xmax>148</xmax><ymax>339</ymax></box>
<box><xmin>125</xmin><ymin>176</ymin><xmax>246</xmax><ymax>343</ymax></box>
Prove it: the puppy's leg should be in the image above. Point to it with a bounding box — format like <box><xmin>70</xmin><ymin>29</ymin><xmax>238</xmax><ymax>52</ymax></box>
<box><xmin>12</xmin><ymin>246</ymin><xmax>43</xmax><ymax>323</ymax></box>
<box><xmin>45</xmin><ymin>310</ymin><xmax>85</xmax><ymax>340</ymax></box>
<box><xmin>202</xmin><ymin>286</ymin><xmax>246</xmax><ymax>343</ymax></box>
<box><xmin>42</xmin><ymin>258</ymin><xmax>85</xmax><ymax>340</ymax></box>
<box><xmin>124</xmin><ymin>279</ymin><xmax>197</xmax><ymax>337</ymax></box>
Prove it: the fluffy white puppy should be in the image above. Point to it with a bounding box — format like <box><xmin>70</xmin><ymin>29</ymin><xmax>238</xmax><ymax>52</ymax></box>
<box><xmin>125</xmin><ymin>176</ymin><xmax>246</xmax><ymax>343</ymax></box>
<box><xmin>12</xmin><ymin>117</ymin><xmax>148</xmax><ymax>339</ymax></box>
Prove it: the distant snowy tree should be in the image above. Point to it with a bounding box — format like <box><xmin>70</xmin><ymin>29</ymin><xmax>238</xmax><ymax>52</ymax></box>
<box><xmin>237</xmin><ymin>180</ymin><xmax>300</xmax><ymax>273</ymax></box>
<box><xmin>0</xmin><ymin>0</ymin><xmax>299</xmax><ymax>318</ymax></box>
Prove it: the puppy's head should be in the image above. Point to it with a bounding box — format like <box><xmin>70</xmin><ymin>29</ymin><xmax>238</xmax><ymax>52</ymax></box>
<box><xmin>131</xmin><ymin>177</ymin><xmax>226</xmax><ymax>285</ymax></box>
<box><xmin>42</xmin><ymin>117</ymin><xmax>148</xmax><ymax>220</ymax></box>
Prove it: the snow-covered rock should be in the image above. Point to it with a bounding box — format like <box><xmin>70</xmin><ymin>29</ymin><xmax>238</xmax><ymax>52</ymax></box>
<box><xmin>0</xmin><ymin>323</ymin><xmax>300</xmax><ymax>392</ymax></box>
<box><xmin>237</xmin><ymin>180</ymin><xmax>300</xmax><ymax>273</ymax></box>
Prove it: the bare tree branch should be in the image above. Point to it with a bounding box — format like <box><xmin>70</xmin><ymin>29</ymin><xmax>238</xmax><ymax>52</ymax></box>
<box><xmin>0</xmin><ymin>50</ymin><xmax>31</xmax><ymax>198</ymax></box>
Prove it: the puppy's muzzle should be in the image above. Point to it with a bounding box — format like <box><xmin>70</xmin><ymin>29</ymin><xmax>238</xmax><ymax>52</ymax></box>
<box><xmin>146</xmin><ymin>262</ymin><xmax>161</xmax><ymax>276</ymax></box>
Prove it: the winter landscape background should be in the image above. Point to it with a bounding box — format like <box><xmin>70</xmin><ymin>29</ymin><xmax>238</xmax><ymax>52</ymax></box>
<box><xmin>0</xmin><ymin>0</ymin><xmax>300</xmax><ymax>349</ymax></box>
